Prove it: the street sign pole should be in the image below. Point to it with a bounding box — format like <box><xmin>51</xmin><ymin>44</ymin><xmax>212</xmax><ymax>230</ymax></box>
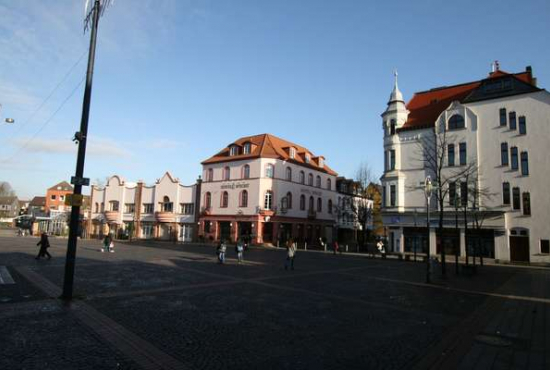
<box><xmin>61</xmin><ymin>0</ymin><xmax>101</xmax><ymax>300</ymax></box>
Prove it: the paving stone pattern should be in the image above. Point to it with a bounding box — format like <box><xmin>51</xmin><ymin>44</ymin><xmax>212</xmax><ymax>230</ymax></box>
<box><xmin>0</xmin><ymin>234</ymin><xmax>549</xmax><ymax>369</ymax></box>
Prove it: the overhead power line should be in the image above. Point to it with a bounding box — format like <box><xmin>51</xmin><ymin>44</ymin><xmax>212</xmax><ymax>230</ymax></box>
<box><xmin>5</xmin><ymin>50</ymin><xmax>87</xmax><ymax>143</ymax></box>
<box><xmin>1</xmin><ymin>76</ymin><xmax>85</xmax><ymax>164</ymax></box>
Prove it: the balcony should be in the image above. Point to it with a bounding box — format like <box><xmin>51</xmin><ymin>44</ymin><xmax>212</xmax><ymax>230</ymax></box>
<box><xmin>200</xmin><ymin>206</ymin><xmax>211</xmax><ymax>216</ymax></box>
<box><xmin>104</xmin><ymin>210</ymin><xmax>120</xmax><ymax>223</ymax></box>
<box><xmin>307</xmin><ymin>210</ymin><xmax>317</xmax><ymax>220</ymax></box>
<box><xmin>155</xmin><ymin>211</ymin><xmax>176</xmax><ymax>223</ymax></box>
<box><xmin>257</xmin><ymin>206</ymin><xmax>276</xmax><ymax>217</ymax></box>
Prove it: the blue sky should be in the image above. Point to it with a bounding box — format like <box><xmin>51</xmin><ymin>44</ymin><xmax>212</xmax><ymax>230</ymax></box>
<box><xmin>1</xmin><ymin>0</ymin><xmax>549</xmax><ymax>199</ymax></box>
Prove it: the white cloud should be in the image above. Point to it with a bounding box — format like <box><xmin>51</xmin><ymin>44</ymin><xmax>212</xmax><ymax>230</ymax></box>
<box><xmin>10</xmin><ymin>136</ymin><xmax>132</xmax><ymax>159</ymax></box>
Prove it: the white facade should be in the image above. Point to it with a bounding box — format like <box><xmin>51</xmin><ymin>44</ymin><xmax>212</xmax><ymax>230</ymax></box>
<box><xmin>90</xmin><ymin>172</ymin><xmax>198</xmax><ymax>241</ymax></box>
<box><xmin>381</xmin><ymin>67</ymin><xmax>550</xmax><ymax>263</ymax></box>
<box><xmin>199</xmin><ymin>134</ymin><xmax>339</xmax><ymax>245</ymax></box>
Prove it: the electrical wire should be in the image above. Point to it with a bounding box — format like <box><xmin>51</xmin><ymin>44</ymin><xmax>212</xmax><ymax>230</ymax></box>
<box><xmin>1</xmin><ymin>76</ymin><xmax>86</xmax><ymax>164</ymax></box>
<box><xmin>5</xmin><ymin>50</ymin><xmax>87</xmax><ymax>142</ymax></box>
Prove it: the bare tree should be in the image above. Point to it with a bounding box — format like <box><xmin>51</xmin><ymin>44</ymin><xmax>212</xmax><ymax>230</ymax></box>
<box><xmin>335</xmin><ymin>163</ymin><xmax>375</xmax><ymax>250</ymax></box>
<box><xmin>414</xmin><ymin>128</ymin><xmax>478</xmax><ymax>276</ymax></box>
<box><xmin>459</xmin><ymin>165</ymin><xmax>497</xmax><ymax>269</ymax></box>
<box><xmin>0</xmin><ymin>182</ymin><xmax>16</xmax><ymax>197</ymax></box>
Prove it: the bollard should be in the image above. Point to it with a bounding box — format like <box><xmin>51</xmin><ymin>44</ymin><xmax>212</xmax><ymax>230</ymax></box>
<box><xmin>346</xmin><ymin>244</ymin><xmax>348</xmax><ymax>252</ymax></box>
<box><xmin>324</xmin><ymin>243</ymin><xmax>327</xmax><ymax>252</ymax></box>
<box><xmin>305</xmin><ymin>242</ymin><xmax>307</xmax><ymax>251</ymax></box>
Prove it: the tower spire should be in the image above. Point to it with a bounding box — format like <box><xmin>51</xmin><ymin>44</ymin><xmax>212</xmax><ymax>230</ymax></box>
<box><xmin>388</xmin><ymin>69</ymin><xmax>404</xmax><ymax>104</ymax></box>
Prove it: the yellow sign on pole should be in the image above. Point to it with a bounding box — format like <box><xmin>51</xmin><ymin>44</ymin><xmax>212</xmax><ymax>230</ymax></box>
<box><xmin>64</xmin><ymin>194</ymin><xmax>84</xmax><ymax>207</ymax></box>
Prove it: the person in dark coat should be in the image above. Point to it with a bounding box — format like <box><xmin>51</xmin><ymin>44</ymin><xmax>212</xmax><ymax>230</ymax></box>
<box><xmin>35</xmin><ymin>232</ymin><xmax>52</xmax><ymax>260</ymax></box>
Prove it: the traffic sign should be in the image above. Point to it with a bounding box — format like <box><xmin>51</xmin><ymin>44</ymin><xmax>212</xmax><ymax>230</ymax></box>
<box><xmin>71</xmin><ymin>176</ymin><xmax>90</xmax><ymax>186</ymax></box>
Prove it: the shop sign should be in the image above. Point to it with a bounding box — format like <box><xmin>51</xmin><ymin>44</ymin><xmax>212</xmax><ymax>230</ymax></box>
<box><xmin>221</xmin><ymin>182</ymin><xmax>249</xmax><ymax>190</ymax></box>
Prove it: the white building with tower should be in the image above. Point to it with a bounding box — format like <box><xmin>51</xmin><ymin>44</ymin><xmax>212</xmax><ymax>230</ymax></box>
<box><xmin>381</xmin><ymin>64</ymin><xmax>550</xmax><ymax>264</ymax></box>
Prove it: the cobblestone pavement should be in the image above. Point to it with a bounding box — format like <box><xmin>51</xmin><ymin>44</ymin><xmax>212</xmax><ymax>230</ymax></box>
<box><xmin>0</xmin><ymin>234</ymin><xmax>548</xmax><ymax>369</ymax></box>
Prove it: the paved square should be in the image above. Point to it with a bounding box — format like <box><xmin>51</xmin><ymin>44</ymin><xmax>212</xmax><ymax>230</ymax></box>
<box><xmin>0</xmin><ymin>234</ymin><xmax>548</xmax><ymax>369</ymax></box>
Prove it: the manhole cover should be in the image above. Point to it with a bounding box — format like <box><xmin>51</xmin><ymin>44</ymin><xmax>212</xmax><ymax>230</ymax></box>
<box><xmin>475</xmin><ymin>334</ymin><xmax>513</xmax><ymax>347</ymax></box>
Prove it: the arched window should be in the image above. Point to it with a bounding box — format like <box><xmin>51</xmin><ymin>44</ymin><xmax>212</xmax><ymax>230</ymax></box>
<box><xmin>286</xmin><ymin>167</ymin><xmax>292</xmax><ymax>181</ymax></box>
<box><xmin>326</xmin><ymin>178</ymin><xmax>332</xmax><ymax>190</ymax></box>
<box><xmin>207</xmin><ymin>168</ymin><xmax>213</xmax><ymax>182</ymax></box>
<box><xmin>328</xmin><ymin>199</ymin><xmax>333</xmax><ymax>214</ymax></box>
<box><xmin>285</xmin><ymin>192</ymin><xmax>292</xmax><ymax>209</ymax></box>
<box><xmin>309</xmin><ymin>196</ymin><xmax>314</xmax><ymax>211</ymax></box>
<box><xmin>264</xmin><ymin>190</ymin><xmax>273</xmax><ymax>210</ymax></box>
<box><xmin>240</xmin><ymin>190</ymin><xmax>248</xmax><ymax>208</ymax></box>
<box><xmin>299</xmin><ymin>171</ymin><xmax>305</xmax><ymax>184</ymax></box>
<box><xmin>308</xmin><ymin>173</ymin><xmax>313</xmax><ymax>186</ymax></box>
<box><xmin>317</xmin><ymin>198</ymin><xmax>322</xmax><ymax>212</ymax></box>
<box><xmin>265</xmin><ymin>164</ymin><xmax>274</xmax><ymax>178</ymax></box>
<box><xmin>316</xmin><ymin>176</ymin><xmax>321</xmax><ymax>188</ymax></box>
<box><xmin>162</xmin><ymin>196</ymin><xmax>173</xmax><ymax>212</ymax></box>
<box><xmin>205</xmin><ymin>192</ymin><xmax>212</xmax><ymax>208</ymax></box>
<box><xmin>242</xmin><ymin>164</ymin><xmax>250</xmax><ymax>179</ymax></box>
<box><xmin>221</xmin><ymin>191</ymin><xmax>229</xmax><ymax>208</ymax></box>
<box><xmin>448</xmin><ymin>114</ymin><xmax>465</xmax><ymax>130</ymax></box>
<box><xmin>390</xmin><ymin>119</ymin><xmax>396</xmax><ymax>135</ymax></box>
<box><xmin>300</xmin><ymin>195</ymin><xmax>306</xmax><ymax>210</ymax></box>
<box><xmin>223</xmin><ymin>166</ymin><xmax>230</xmax><ymax>181</ymax></box>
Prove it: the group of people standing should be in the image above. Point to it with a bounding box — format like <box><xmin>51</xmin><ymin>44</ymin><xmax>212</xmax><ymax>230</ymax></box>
<box><xmin>215</xmin><ymin>238</ymin><xmax>298</xmax><ymax>270</ymax></box>
<box><xmin>216</xmin><ymin>238</ymin><xmax>246</xmax><ymax>264</ymax></box>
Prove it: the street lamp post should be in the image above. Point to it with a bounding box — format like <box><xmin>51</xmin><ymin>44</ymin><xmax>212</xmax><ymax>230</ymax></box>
<box><xmin>424</xmin><ymin>176</ymin><xmax>433</xmax><ymax>284</ymax></box>
<box><xmin>454</xmin><ymin>195</ymin><xmax>460</xmax><ymax>275</ymax></box>
<box><xmin>61</xmin><ymin>0</ymin><xmax>111</xmax><ymax>300</ymax></box>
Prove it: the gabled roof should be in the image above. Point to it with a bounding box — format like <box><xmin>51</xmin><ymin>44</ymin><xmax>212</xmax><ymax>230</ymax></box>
<box><xmin>202</xmin><ymin>133</ymin><xmax>337</xmax><ymax>176</ymax></box>
<box><xmin>48</xmin><ymin>181</ymin><xmax>73</xmax><ymax>191</ymax></box>
<box><xmin>399</xmin><ymin>69</ymin><xmax>539</xmax><ymax>132</ymax></box>
<box><xmin>30</xmin><ymin>196</ymin><xmax>46</xmax><ymax>206</ymax></box>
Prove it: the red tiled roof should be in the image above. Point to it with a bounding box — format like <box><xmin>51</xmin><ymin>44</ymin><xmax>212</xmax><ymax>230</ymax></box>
<box><xmin>30</xmin><ymin>196</ymin><xmax>46</xmax><ymax>206</ymax></box>
<box><xmin>400</xmin><ymin>70</ymin><xmax>534</xmax><ymax>131</ymax></box>
<box><xmin>201</xmin><ymin>133</ymin><xmax>338</xmax><ymax>176</ymax></box>
<box><xmin>47</xmin><ymin>181</ymin><xmax>73</xmax><ymax>191</ymax></box>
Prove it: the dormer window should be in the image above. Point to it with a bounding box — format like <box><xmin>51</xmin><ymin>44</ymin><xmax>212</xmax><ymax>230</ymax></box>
<box><xmin>448</xmin><ymin>114</ymin><xmax>465</xmax><ymax>130</ymax></box>
<box><xmin>318</xmin><ymin>157</ymin><xmax>324</xmax><ymax>168</ymax></box>
<box><xmin>289</xmin><ymin>147</ymin><xmax>296</xmax><ymax>159</ymax></box>
<box><xmin>243</xmin><ymin>142</ymin><xmax>251</xmax><ymax>155</ymax></box>
<box><xmin>305</xmin><ymin>153</ymin><xmax>311</xmax><ymax>164</ymax></box>
<box><xmin>229</xmin><ymin>146</ymin><xmax>239</xmax><ymax>156</ymax></box>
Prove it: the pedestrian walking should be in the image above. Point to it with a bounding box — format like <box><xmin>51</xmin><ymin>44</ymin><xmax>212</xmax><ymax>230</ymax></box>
<box><xmin>218</xmin><ymin>239</ymin><xmax>227</xmax><ymax>264</ymax></box>
<box><xmin>35</xmin><ymin>232</ymin><xmax>52</xmax><ymax>260</ymax></box>
<box><xmin>236</xmin><ymin>238</ymin><xmax>244</xmax><ymax>263</ymax></box>
<box><xmin>333</xmin><ymin>241</ymin><xmax>339</xmax><ymax>255</ymax></box>
<box><xmin>102</xmin><ymin>234</ymin><xmax>112</xmax><ymax>253</ymax></box>
<box><xmin>377</xmin><ymin>240</ymin><xmax>386</xmax><ymax>256</ymax></box>
<box><xmin>284</xmin><ymin>238</ymin><xmax>297</xmax><ymax>270</ymax></box>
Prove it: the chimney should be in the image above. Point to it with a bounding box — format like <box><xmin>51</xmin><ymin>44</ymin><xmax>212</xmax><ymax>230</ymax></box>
<box><xmin>526</xmin><ymin>66</ymin><xmax>537</xmax><ymax>86</ymax></box>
